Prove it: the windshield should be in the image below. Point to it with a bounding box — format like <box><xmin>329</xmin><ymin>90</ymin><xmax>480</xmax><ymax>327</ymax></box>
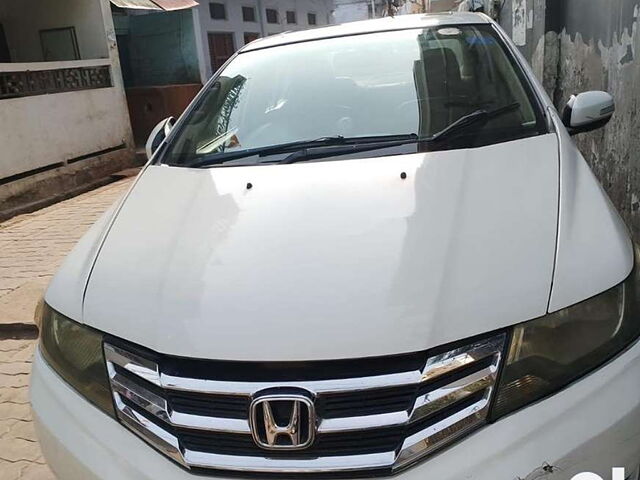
<box><xmin>162</xmin><ymin>24</ymin><xmax>547</xmax><ymax>167</ymax></box>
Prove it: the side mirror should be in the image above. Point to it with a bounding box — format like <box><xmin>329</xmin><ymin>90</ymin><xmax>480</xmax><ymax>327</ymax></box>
<box><xmin>145</xmin><ymin>117</ymin><xmax>175</xmax><ymax>159</ymax></box>
<box><xmin>562</xmin><ymin>91</ymin><xmax>614</xmax><ymax>135</ymax></box>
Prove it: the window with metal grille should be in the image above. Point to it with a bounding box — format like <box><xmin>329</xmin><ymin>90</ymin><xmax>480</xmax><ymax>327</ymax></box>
<box><xmin>265</xmin><ymin>8</ymin><xmax>278</xmax><ymax>24</ymax></box>
<box><xmin>242</xmin><ymin>6</ymin><xmax>256</xmax><ymax>22</ymax></box>
<box><xmin>286</xmin><ymin>10</ymin><xmax>297</xmax><ymax>24</ymax></box>
<box><xmin>207</xmin><ymin>32</ymin><xmax>235</xmax><ymax>71</ymax></box>
<box><xmin>307</xmin><ymin>12</ymin><xmax>317</xmax><ymax>25</ymax></box>
<box><xmin>209</xmin><ymin>2</ymin><xmax>226</xmax><ymax>19</ymax></box>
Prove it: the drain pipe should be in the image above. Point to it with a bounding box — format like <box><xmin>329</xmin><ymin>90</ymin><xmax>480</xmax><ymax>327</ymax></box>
<box><xmin>256</xmin><ymin>0</ymin><xmax>267</xmax><ymax>37</ymax></box>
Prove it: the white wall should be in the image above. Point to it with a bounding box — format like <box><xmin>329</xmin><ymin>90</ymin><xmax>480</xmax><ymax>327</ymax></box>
<box><xmin>333</xmin><ymin>1</ymin><xmax>369</xmax><ymax>23</ymax></box>
<box><xmin>0</xmin><ymin>0</ymin><xmax>109</xmax><ymax>62</ymax></box>
<box><xmin>194</xmin><ymin>0</ymin><xmax>335</xmax><ymax>80</ymax></box>
<box><xmin>0</xmin><ymin>61</ymin><xmax>132</xmax><ymax>179</ymax></box>
<box><xmin>333</xmin><ymin>0</ymin><xmax>434</xmax><ymax>23</ymax></box>
<box><xmin>0</xmin><ymin>0</ymin><xmax>134</xmax><ymax>180</ymax></box>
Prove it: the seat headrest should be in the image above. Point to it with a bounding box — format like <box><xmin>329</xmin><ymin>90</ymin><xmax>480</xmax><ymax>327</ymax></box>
<box><xmin>422</xmin><ymin>47</ymin><xmax>462</xmax><ymax>85</ymax></box>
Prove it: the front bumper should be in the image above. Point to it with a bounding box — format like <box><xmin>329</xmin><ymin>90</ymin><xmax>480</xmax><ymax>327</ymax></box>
<box><xmin>32</xmin><ymin>341</ymin><xmax>640</xmax><ymax>480</ymax></box>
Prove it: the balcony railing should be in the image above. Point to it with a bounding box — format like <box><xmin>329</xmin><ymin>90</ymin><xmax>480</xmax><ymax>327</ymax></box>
<box><xmin>0</xmin><ymin>61</ymin><xmax>112</xmax><ymax>100</ymax></box>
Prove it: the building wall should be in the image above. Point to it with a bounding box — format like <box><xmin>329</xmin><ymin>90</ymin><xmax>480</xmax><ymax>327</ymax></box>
<box><xmin>494</xmin><ymin>0</ymin><xmax>547</xmax><ymax>81</ymax></box>
<box><xmin>498</xmin><ymin>0</ymin><xmax>640</xmax><ymax>239</ymax></box>
<box><xmin>193</xmin><ymin>0</ymin><xmax>334</xmax><ymax>80</ymax></box>
<box><xmin>0</xmin><ymin>61</ymin><xmax>133</xmax><ymax>180</ymax></box>
<box><xmin>0</xmin><ymin>0</ymin><xmax>134</xmax><ymax>182</ymax></box>
<box><xmin>333</xmin><ymin>0</ymin><xmax>370</xmax><ymax>23</ymax></box>
<box><xmin>332</xmin><ymin>0</ymin><xmax>472</xmax><ymax>23</ymax></box>
<box><xmin>0</xmin><ymin>0</ymin><xmax>109</xmax><ymax>62</ymax></box>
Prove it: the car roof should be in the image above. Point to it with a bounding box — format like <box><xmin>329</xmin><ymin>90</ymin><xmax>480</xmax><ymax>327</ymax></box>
<box><xmin>241</xmin><ymin>12</ymin><xmax>492</xmax><ymax>52</ymax></box>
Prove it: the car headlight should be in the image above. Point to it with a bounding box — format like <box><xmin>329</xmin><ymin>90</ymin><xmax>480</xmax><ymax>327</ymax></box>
<box><xmin>38</xmin><ymin>304</ymin><xmax>115</xmax><ymax>418</ymax></box>
<box><xmin>491</xmin><ymin>255</ymin><xmax>640</xmax><ymax>419</ymax></box>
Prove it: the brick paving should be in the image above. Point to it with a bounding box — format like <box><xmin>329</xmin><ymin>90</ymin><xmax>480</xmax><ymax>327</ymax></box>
<box><xmin>0</xmin><ymin>179</ymin><xmax>134</xmax><ymax>305</ymax></box>
<box><xmin>0</xmin><ymin>340</ymin><xmax>51</xmax><ymax>480</ymax></box>
<box><xmin>0</xmin><ymin>177</ymin><xmax>135</xmax><ymax>480</ymax></box>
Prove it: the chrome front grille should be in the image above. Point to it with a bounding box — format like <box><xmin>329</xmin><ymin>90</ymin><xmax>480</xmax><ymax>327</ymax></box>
<box><xmin>104</xmin><ymin>333</ymin><xmax>506</xmax><ymax>475</ymax></box>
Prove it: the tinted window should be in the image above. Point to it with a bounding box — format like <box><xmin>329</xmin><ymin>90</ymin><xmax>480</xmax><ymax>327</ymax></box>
<box><xmin>266</xmin><ymin>8</ymin><xmax>278</xmax><ymax>23</ymax></box>
<box><xmin>242</xmin><ymin>6</ymin><xmax>256</xmax><ymax>22</ymax></box>
<box><xmin>286</xmin><ymin>11</ymin><xmax>297</xmax><ymax>24</ymax></box>
<box><xmin>307</xmin><ymin>13</ymin><xmax>317</xmax><ymax>25</ymax></box>
<box><xmin>163</xmin><ymin>26</ymin><xmax>546</xmax><ymax>167</ymax></box>
<box><xmin>209</xmin><ymin>2</ymin><xmax>226</xmax><ymax>19</ymax></box>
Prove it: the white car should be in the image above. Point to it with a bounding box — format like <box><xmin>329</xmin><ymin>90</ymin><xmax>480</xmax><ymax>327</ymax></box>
<box><xmin>31</xmin><ymin>12</ymin><xmax>640</xmax><ymax>480</ymax></box>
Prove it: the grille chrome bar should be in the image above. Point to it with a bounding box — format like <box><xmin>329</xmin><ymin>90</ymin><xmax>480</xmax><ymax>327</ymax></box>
<box><xmin>160</xmin><ymin>370</ymin><xmax>423</xmax><ymax>395</ymax></box>
<box><xmin>185</xmin><ymin>450</ymin><xmax>397</xmax><ymax>473</ymax></box>
<box><xmin>410</xmin><ymin>360</ymin><xmax>500</xmax><ymax>423</ymax></box>
<box><xmin>105</xmin><ymin>344</ymin><xmax>161</xmax><ymax>386</ymax></box>
<box><xmin>318</xmin><ymin>411</ymin><xmax>409</xmax><ymax>433</ymax></box>
<box><xmin>114</xmin><ymin>388</ymin><xmax>399</xmax><ymax>473</ymax></box>
<box><xmin>171</xmin><ymin>411</ymin><xmax>251</xmax><ymax>434</ymax></box>
<box><xmin>395</xmin><ymin>391</ymin><xmax>491</xmax><ymax>471</ymax></box>
<box><xmin>108</xmin><ymin>353</ymin><xmax>414</xmax><ymax>435</ymax></box>
<box><xmin>104</xmin><ymin>332</ymin><xmax>506</xmax><ymax>474</ymax></box>
<box><xmin>421</xmin><ymin>335</ymin><xmax>505</xmax><ymax>382</ymax></box>
<box><xmin>113</xmin><ymin>395</ymin><xmax>186</xmax><ymax>466</ymax></box>
<box><xmin>105</xmin><ymin>343</ymin><xmax>425</xmax><ymax>395</ymax></box>
<box><xmin>106</xmin><ymin>348</ymin><xmax>252</xmax><ymax>434</ymax></box>
<box><xmin>109</xmin><ymin>366</ymin><xmax>170</xmax><ymax>423</ymax></box>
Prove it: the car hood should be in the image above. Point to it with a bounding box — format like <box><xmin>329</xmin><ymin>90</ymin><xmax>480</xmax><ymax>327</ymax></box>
<box><xmin>83</xmin><ymin>134</ymin><xmax>559</xmax><ymax>361</ymax></box>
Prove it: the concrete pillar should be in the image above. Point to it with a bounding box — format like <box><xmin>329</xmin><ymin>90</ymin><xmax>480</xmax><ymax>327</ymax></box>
<box><xmin>257</xmin><ymin>0</ymin><xmax>268</xmax><ymax>37</ymax></box>
<box><xmin>99</xmin><ymin>0</ymin><xmax>134</xmax><ymax>149</ymax></box>
<box><xmin>192</xmin><ymin>7</ymin><xmax>209</xmax><ymax>85</ymax></box>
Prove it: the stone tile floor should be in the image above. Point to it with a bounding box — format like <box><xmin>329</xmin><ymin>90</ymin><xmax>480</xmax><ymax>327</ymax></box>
<box><xmin>0</xmin><ymin>340</ymin><xmax>51</xmax><ymax>480</ymax></box>
<box><xmin>0</xmin><ymin>177</ymin><xmax>135</xmax><ymax>479</ymax></box>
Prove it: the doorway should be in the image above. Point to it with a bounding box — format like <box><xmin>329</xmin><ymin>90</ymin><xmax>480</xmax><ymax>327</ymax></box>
<box><xmin>208</xmin><ymin>32</ymin><xmax>235</xmax><ymax>72</ymax></box>
<box><xmin>0</xmin><ymin>24</ymin><xmax>10</xmax><ymax>62</ymax></box>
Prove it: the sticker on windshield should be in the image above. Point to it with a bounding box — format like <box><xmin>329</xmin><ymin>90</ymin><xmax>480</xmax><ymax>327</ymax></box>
<box><xmin>437</xmin><ymin>27</ymin><xmax>461</xmax><ymax>36</ymax></box>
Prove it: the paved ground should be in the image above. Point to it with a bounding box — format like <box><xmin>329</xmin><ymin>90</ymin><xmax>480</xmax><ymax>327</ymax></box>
<box><xmin>0</xmin><ymin>340</ymin><xmax>51</xmax><ymax>480</ymax></box>
<box><xmin>0</xmin><ymin>177</ymin><xmax>135</xmax><ymax>480</ymax></box>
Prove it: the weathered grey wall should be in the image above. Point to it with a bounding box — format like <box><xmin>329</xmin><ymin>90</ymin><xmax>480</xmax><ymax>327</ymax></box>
<box><xmin>496</xmin><ymin>0</ymin><xmax>547</xmax><ymax>78</ymax></box>
<box><xmin>500</xmin><ymin>0</ymin><xmax>640</xmax><ymax>239</ymax></box>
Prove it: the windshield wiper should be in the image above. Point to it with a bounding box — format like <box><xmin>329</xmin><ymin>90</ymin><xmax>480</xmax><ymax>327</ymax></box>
<box><xmin>182</xmin><ymin>103</ymin><xmax>519</xmax><ymax>168</ymax></box>
<box><xmin>277</xmin><ymin>139</ymin><xmax>418</xmax><ymax>164</ymax></box>
<box><xmin>278</xmin><ymin>104</ymin><xmax>520</xmax><ymax>165</ymax></box>
<box><xmin>184</xmin><ymin>134</ymin><xmax>418</xmax><ymax>168</ymax></box>
<box><xmin>183</xmin><ymin>136</ymin><xmax>346</xmax><ymax>168</ymax></box>
<box><xmin>427</xmin><ymin>102</ymin><xmax>521</xmax><ymax>144</ymax></box>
